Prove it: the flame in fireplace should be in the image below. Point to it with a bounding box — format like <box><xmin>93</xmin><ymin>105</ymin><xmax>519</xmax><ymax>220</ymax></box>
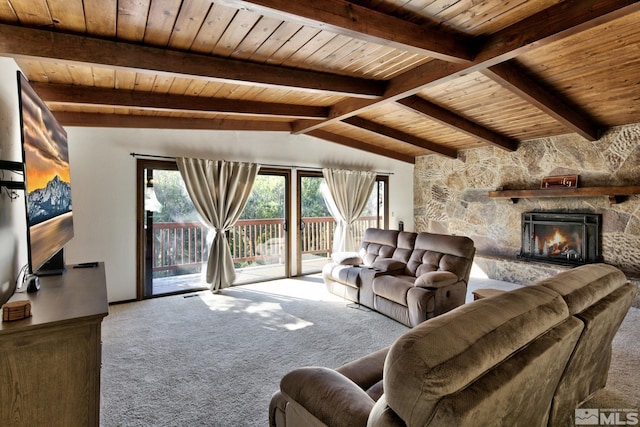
<box><xmin>546</xmin><ymin>229</ymin><xmax>570</xmax><ymax>255</ymax></box>
<box><xmin>538</xmin><ymin>227</ymin><xmax>580</xmax><ymax>258</ymax></box>
<box><xmin>550</xmin><ymin>230</ymin><xmax>565</xmax><ymax>247</ymax></box>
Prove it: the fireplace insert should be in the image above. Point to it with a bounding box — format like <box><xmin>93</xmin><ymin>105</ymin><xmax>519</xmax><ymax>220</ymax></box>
<box><xmin>520</xmin><ymin>212</ymin><xmax>601</xmax><ymax>266</ymax></box>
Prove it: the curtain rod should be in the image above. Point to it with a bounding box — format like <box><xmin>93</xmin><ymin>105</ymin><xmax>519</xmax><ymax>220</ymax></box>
<box><xmin>129</xmin><ymin>152</ymin><xmax>393</xmax><ymax>175</ymax></box>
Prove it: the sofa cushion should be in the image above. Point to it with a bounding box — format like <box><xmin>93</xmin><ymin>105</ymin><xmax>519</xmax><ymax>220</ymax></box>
<box><xmin>407</xmin><ymin>250</ymin><xmax>440</xmax><ymax>276</ymax></box>
<box><xmin>335</xmin><ymin>347</ymin><xmax>389</xmax><ymax>395</ymax></box>
<box><xmin>323</xmin><ymin>264</ymin><xmax>361</xmax><ymax>289</ymax></box>
<box><xmin>372</xmin><ymin>259</ymin><xmax>406</xmax><ymax>273</ymax></box>
<box><xmin>397</xmin><ymin>231</ymin><xmax>417</xmax><ymax>249</ymax></box>
<box><xmin>414</xmin><ymin>271</ymin><xmax>458</xmax><ymax>288</ymax></box>
<box><xmin>362</xmin><ymin>227</ymin><xmax>399</xmax><ymax>247</ymax></box>
<box><xmin>372</xmin><ymin>275</ymin><xmax>414</xmax><ymax>306</ymax></box>
<box><xmin>548</xmin><ymin>283</ymin><xmax>637</xmax><ymax>426</ymax></box>
<box><xmin>413</xmin><ymin>231</ymin><xmax>476</xmax><ymax>258</ymax></box>
<box><xmin>383</xmin><ymin>285</ymin><xmax>569</xmax><ymax>426</ymax></box>
<box><xmin>391</xmin><ymin>232</ymin><xmax>417</xmax><ymax>266</ymax></box>
<box><xmin>406</xmin><ymin>232</ymin><xmax>475</xmax><ymax>278</ymax></box>
<box><xmin>358</xmin><ymin>229</ymin><xmax>399</xmax><ymax>265</ymax></box>
<box><xmin>360</xmin><ymin>243</ymin><xmax>396</xmax><ymax>265</ymax></box>
<box><xmin>536</xmin><ymin>263</ymin><xmax>629</xmax><ymax>315</ymax></box>
<box><xmin>422</xmin><ymin>316</ymin><xmax>583</xmax><ymax>427</ymax></box>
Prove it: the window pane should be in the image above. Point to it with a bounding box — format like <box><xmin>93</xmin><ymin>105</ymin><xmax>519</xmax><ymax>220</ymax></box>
<box><xmin>148</xmin><ymin>169</ymin><xmax>207</xmax><ymax>296</ymax></box>
<box><xmin>299</xmin><ymin>176</ymin><xmax>333</xmax><ymax>275</ymax></box>
<box><xmin>233</xmin><ymin>173</ymin><xmax>287</xmax><ymax>283</ymax></box>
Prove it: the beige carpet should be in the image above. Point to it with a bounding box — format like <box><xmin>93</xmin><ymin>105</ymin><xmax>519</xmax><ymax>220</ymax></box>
<box><xmin>100</xmin><ymin>276</ymin><xmax>639</xmax><ymax>426</ymax></box>
<box><xmin>100</xmin><ymin>276</ymin><xmax>408</xmax><ymax>426</ymax></box>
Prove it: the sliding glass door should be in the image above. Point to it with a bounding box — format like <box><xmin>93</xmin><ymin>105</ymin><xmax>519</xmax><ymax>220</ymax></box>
<box><xmin>296</xmin><ymin>173</ymin><xmax>389</xmax><ymax>276</ymax></box>
<box><xmin>137</xmin><ymin>162</ymin><xmax>290</xmax><ymax>298</ymax></box>
<box><xmin>298</xmin><ymin>173</ymin><xmax>333</xmax><ymax>275</ymax></box>
<box><xmin>232</xmin><ymin>169</ymin><xmax>290</xmax><ymax>284</ymax></box>
<box><xmin>137</xmin><ymin>160</ymin><xmax>208</xmax><ymax>298</ymax></box>
<box><xmin>137</xmin><ymin>160</ymin><xmax>386</xmax><ymax>297</ymax></box>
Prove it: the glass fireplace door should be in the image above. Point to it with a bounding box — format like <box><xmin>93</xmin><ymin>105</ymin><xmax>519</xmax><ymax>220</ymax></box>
<box><xmin>521</xmin><ymin>212</ymin><xmax>601</xmax><ymax>265</ymax></box>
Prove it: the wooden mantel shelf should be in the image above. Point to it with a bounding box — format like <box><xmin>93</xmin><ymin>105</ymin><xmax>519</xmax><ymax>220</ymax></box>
<box><xmin>488</xmin><ymin>185</ymin><xmax>640</xmax><ymax>204</ymax></box>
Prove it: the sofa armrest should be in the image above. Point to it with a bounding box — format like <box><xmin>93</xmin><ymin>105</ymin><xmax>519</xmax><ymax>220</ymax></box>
<box><xmin>332</xmin><ymin>251</ymin><xmax>363</xmax><ymax>265</ymax></box>
<box><xmin>336</xmin><ymin>347</ymin><xmax>389</xmax><ymax>391</ymax></box>
<box><xmin>269</xmin><ymin>390</ymin><xmax>287</xmax><ymax>427</ymax></box>
<box><xmin>372</xmin><ymin>258</ymin><xmax>406</xmax><ymax>273</ymax></box>
<box><xmin>280</xmin><ymin>367</ymin><xmax>374</xmax><ymax>427</ymax></box>
<box><xmin>359</xmin><ymin>267</ymin><xmax>388</xmax><ymax>282</ymax></box>
<box><xmin>414</xmin><ymin>271</ymin><xmax>459</xmax><ymax>289</ymax></box>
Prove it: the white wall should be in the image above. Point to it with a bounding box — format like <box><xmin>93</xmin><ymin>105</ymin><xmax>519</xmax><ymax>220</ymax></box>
<box><xmin>64</xmin><ymin>127</ymin><xmax>414</xmax><ymax>302</ymax></box>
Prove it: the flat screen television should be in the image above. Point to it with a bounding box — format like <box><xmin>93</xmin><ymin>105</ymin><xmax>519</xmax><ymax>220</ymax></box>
<box><xmin>17</xmin><ymin>71</ymin><xmax>74</xmax><ymax>276</ymax></box>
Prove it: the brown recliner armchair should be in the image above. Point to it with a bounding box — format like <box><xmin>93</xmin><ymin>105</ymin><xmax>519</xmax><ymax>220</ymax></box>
<box><xmin>270</xmin><ymin>284</ymin><xmax>584</xmax><ymax>426</ymax></box>
<box><xmin>270</xmin><ymin>263</ymin><xmax>636</xmax><ymax>427</ymax></box>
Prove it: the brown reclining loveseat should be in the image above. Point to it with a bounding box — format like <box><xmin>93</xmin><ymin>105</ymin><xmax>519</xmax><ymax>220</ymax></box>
<box><xmin>322</xmin><ymin>228</ymin><xmax>476</xmax><ymax>327</ymax></box>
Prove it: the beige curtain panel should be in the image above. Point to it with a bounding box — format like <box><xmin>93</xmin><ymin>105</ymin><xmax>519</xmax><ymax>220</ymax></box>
<box><xmin>177</xmin><ymin>157</ymin><xmax>260</xmax><ymax>291</ymax></box>
<box><xmin>322</xmin><ymin>168</ymin><xmax>376</xmax><ymax>253</ymax></box>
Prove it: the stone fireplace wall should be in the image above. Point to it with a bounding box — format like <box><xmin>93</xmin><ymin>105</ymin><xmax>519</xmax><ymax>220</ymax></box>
<box><xmin>414</xmin><ymin>123</ymin><xmax>640</xmax><ymax>303</ymax></box>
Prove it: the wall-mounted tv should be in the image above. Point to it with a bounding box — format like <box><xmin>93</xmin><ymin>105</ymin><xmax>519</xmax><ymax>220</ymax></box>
<box><xmin>17</xmin><ymin>71</ymin><xmax>74</xmax><ymax>275</ymax></box>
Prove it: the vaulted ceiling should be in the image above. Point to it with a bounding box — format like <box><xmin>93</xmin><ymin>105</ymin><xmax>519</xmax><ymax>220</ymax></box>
<box><xmin>1</xmin><ymin>0</ymin><xmax>639</xmax><ymax>163</ymax></box>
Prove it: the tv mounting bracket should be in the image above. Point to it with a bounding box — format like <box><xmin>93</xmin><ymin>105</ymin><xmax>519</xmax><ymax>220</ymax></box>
<box><xmin>0</xmin><ymin>160</ymin><xmax>25</xmax><ymax>191</ymax></box>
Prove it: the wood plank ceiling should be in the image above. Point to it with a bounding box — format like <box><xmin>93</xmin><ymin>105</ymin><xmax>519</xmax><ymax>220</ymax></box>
<box><xmin>0</xmin><ymin>0</ymin><xmax>639</xmax><ymax>163</ymax></box>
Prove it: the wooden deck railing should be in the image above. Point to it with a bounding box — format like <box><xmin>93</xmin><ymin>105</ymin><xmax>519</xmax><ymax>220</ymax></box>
<box><xmin>151</xmin><ymin>216</ymin><xmax>378</xmax><ymax>273</ymax></box>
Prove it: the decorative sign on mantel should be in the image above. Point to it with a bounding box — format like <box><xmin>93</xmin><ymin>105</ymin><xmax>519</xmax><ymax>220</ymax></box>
<box><xmin>541</xmin><ymin>175</ymin><xmax>579</xmax><ymax>189</ymax></box>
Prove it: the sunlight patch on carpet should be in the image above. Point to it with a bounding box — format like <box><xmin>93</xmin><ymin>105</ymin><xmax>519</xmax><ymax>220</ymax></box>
<box><xmin>235</xmin><ymin>278</ymin><xmax>348</xmax><ymax>302</ymax></box>
<box><xmin>196</xmin><ymin>292</ymin><xmax>238</xmax><ymax>312</ymax></box>
<box><xmin>196</xmin><ymin>288</ymin><xmax>317</xmax><ymax>331</ymax></box>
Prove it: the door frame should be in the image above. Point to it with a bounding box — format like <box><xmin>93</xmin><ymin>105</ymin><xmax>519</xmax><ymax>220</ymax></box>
<box><xmin>136</xmin><ymin>161</ymin><xmax>294</xmax><ymax>298</ymax></box>
<box><xmin>245</xmin><ymin>167</ymin><xmax>292</xmax><ymax>281</ymax></box>
<box><xmin>295</xmin><ymin>172</ymin><xmax>390</xmax><ymax>275</ymax></box>
<box><xmin>136</xmin><ymin>162</ymin><xmax>387</xmax><ymax>295</ymax></box>
<box><xmin>296</xmin><ymin>171</ymin><xmax>324</xmax><ymax>275</ymax></box>
<box><xmin>135</xmin><ymin>159</ymin><xmax>178</xmax><ymax>300</ymax></box>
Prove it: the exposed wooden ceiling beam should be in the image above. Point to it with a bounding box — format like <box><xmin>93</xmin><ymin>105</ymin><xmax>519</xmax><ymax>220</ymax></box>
<box><xmin>292</xmin><ymin>0</ymin><xmax>640</xmax><ymax>135</ymax></box>
<box><xmin>291</xmin><ymin>61</ymin><xmax>469</xmax><ymax>134</ymax></box>
<box><xmin>218</xmin><ymin>0</ymin><xmax>473</xmax><ymax>63</ymax></box>
<box><xmin>307</xmin><ymin>129</ymin><xmax>415</xmax><ymax>164</ymax></box>
<box><xmin>481</xmin><ymin>62</ymin><xmax>601</xmax><ymax>141</ymax></box>
<box><xmin>291</xmin><ymin>97</ymin><xmax>380</xmax><ymax>135</ymax></box>
<box><xmin>3</xmin><ymin>1</ymin><xmax>634</xmax><ymax>164</ymax></box>
<box><xmin>343</xmin><ymin>117</ymin><xmax>457</xmax><ymax>158</ymax></box>
<box><xmin>475</xmin><ymin>0</ymin><xmax>640</xmax><ymax>65</ymax></box>
<box><xmin>31</xmin><ymin>82</ymin><xmax>329</xmax><ymax>120</ymax></box>
<box><xmin>0</xmin><ymin>24</ymin><xmax>385</xmax><ymax>98</ymax></box>
<box><xmin>396</xmin><ymin>96</ymin><xmax>519</xmax><ymax>151</ymax></box>
<box><xmin>53</xmin><ymin>112</ymin><xmax>292</xmax><ymax>131</ymax></box>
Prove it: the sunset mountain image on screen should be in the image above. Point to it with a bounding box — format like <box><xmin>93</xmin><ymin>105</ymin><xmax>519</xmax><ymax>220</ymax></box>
<box><xmin>18</xmin><ymin>72</ymin><xmax>74</xmax><ymax>273</ymax></box>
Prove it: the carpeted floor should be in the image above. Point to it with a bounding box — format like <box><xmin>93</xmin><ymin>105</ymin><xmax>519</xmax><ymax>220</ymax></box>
<box><xmin>100</xmin><ymin>276</ymin><xmax>639</xmax><ymax>426</ymax></box>
<box><xmin>100</xmin><ymin>276</ymin><xmax>408</xmax><ymax>426</ymax></box>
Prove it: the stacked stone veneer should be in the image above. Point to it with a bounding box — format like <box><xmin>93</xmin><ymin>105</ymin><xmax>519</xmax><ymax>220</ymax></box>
<box><xmin>414</xmin><ymin>123</ymin><xmax>640</xmax><ymax>306</ymax></box>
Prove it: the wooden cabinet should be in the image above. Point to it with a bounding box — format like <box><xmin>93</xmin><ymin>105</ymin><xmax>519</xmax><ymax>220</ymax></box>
<box><xmin>0</xmin><ymin>263</ymin><xmax>108</xmax><ymax>427</ymax></box>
